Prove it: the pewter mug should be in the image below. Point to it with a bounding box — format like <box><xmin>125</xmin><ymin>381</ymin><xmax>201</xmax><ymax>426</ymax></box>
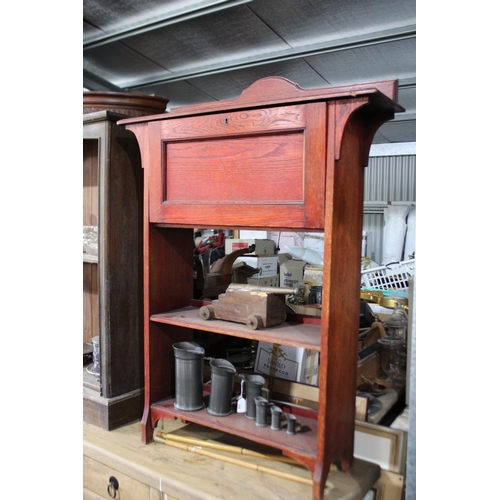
<box><xmin>173</xmin><ymin>342</ymin><xmax>205</xmax><ymax>411</ymax></box>
<box><xmin>243</xmin><ymin>374</ymin><xmax>266</xmax><ymax>420</ymax></box>
<box><xmin>254</xmin><ymin>396</ymin><xmax>270</xmax><ymax>427</ymax></box>
<box><xmin>207</xmin><ymin>358</ymin><xmax>236</xmax><ymax>417</ymax></box>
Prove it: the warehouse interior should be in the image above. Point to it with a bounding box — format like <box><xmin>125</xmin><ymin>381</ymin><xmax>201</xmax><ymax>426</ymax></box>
<box><xmin>82</xmin><ymin>1</ymin><xmax>416</xmax><ymax>499</ymax></box>
<box><xmin>83</xmin><ymin>0</ymin><xmax>416</xmax><ymax>146</ymax></box>
<box><xmin>5</xmin><ymin>1</ymin><xmax>494</xmax><ymax>499</ymax></box>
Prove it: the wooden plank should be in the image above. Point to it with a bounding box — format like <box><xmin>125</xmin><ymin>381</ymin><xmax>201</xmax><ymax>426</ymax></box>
<box><xmin>151</xmin><ymin>307</ymin><xmax>321</xmax><ymax>350</ymax></box>
<box><xmin>83</xmin><ymin>419</ymin><xmax>380</xmax><ymax>500</ymax></box>
<box><xmin>83</xmin><ymin>138</ymin><xmax>98</xmax><ymax>226</ymax></box>
<box><xmin>118</xmin><ymin>77</ymin><xmax>401</xmax><ymax>125</ymax></box>
<box><xmin>82</xmin><ymin>136</ymin><xmax>99</xmax><ymax>347</ymax></box>
<box><xmin>83</xmin><ymin>384</ymin><xmax>144</xmax><ymax>431</ymax></box>
<box><xmin>147</xmin><ymin>103</ymin><xmax>326</xmax><ymax>229</ymax></box>
<box><xmin>150</xmin><ymin>397</ymin><xmax>318</xmax><ymax>459</ymax></box>
<box><xmin>83</xmin><ymin>486</ymin><xmax>108</xmax><ymax>500</ymax></box>
<box><xmin>83</xmin><ymin>262</ymin><xmax>99</xmax><ymax>344</ymax></box>
<box><xmin>317</xmin><ymin>98</ymin><xmax>368</xmax><ymax>482</ymax></box>
<box><xmin>84</xmin><ymin>455</ymin><xmax>150</xmax><ymax>500</ymax></box>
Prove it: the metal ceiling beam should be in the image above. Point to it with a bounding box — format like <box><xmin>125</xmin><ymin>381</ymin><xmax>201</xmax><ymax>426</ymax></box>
<box><xmin>84</xmin><ymin>0</ymin><xmax>253</xmax><ymax>50</ymax></box>
<box><xmin>83</xmin><ymin>69</ymin><xmax>124</xmax><ymax>92</ymax></box>
<box><xmin>122</xmin><ymin>25</ymin><xmax>416</xmax><ymax>90</ymax></box>
<box><xmin>390</xmin><ymin>113</ymin><xmax>416</xmax><ymax>122</ymax></box>
<box><xmin>398</xmin><ymin>78</ymin><xmax>416</xmax><ymax>88</ymax></box>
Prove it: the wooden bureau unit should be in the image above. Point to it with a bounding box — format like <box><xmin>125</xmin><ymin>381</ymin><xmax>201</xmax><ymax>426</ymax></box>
<box><xmin>118</xmin><ymin>77</ymin><xmax>403</xmax><ymax>500</ymax></box>
<box><xmin>83</xmin><ymin>92</ymin><xmax>168</xmax><ymax>430</ymax></box>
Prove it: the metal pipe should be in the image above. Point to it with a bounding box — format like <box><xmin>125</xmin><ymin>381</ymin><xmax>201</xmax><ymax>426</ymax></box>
<box><xmin>227</xmin><ymin>283</ymin><xmax>299</xmax><ymax>295</ymax></box>
<box><xmin>124</xmin><ymin>27</ymin><xmax>415</xmax><ymax>89</ymax></box>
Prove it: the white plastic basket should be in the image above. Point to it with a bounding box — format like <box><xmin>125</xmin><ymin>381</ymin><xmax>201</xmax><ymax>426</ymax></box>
<box><xmin>361</xmin><ymin>259</ymin><xmax>415</xmax><ymax>291</ymax></box>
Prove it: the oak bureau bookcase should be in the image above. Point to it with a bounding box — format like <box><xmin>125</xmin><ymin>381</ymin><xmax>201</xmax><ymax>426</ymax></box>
<box><xmin>118</xmin><ymin>77</ymin><xmax>403</xmax><ymax>500</ymax></box>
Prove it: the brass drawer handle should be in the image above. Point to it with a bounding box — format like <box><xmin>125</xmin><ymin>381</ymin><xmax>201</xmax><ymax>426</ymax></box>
<box><xmin>107</xmin><ymin>476</ymin><xmax>119</xmax><ymax>498</ymax></box>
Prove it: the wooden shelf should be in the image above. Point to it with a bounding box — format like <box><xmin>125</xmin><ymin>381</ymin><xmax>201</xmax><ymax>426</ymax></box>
<box><xmin>151</xmin><ymin>307</ymin><xmax>321</xmax><ymax>350</ymax></box>
<box><xmin>151</xmin><ymin>396</ymin><xmax>318</xmax><ymax>461</ymax></box>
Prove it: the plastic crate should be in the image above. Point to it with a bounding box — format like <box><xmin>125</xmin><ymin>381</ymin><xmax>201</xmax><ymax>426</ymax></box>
<box><xmin>360</xmin><ymin>259</ymin><xmax>415</xmax><ymax>291</ymax></box>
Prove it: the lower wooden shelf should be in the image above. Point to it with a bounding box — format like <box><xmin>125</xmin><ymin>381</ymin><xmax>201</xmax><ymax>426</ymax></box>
<box><xmin>151</xmin><ymin>395</ymin><xmax>318</xmax><ymax>461</ymax></box>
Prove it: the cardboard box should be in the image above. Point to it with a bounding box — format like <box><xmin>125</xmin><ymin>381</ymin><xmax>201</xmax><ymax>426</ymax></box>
<box><xmin>304</xmin><ymin>232</ymin><xmax>325</xmax><ymax>253</ymax></box>
<box><xmin>247</xmin><ymin>274</ymin><xmax>279</xmax><ymax>287</ymax></box>
<box><xmin>279</xmin><ymin>257</ymin><xmax>306</xmax><ymax>287</ymax></box>
<box><xmin>225</xmin><ymin>238</ymin><xmax>275</xmax><ymax>256</ymax></box>
<box><xmin>234</xmin><ymin>255</ymin><xmax>278</xmax><ymax>278</ymax></box>
<box><xmin>254</xmin><ymin>342</ymin><xmax>319</xmax><ymax>385</ymax></box>
<box><xmin>278</xmin><ymin>253</ymin><xmax>290</xmax><ymax>266</ymax></box>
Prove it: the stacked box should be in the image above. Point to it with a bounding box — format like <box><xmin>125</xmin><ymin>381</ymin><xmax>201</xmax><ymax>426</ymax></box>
<box><xmin>234</xmin><ymin>255</ymin><xmax>278</xmax><ymax>278</ymax></box>
<box><xmin>279</xmin><ymin>255</ymin><xmax>306</xmax><ymax>287</ymax></box>
<box><xmin>225</xmin><ymin>238</ymin><xmax>275</xmax><ymax>256</ymax></box>
<box><xmin>254</xmin><ymin>342</ymin><xmax>319</xmax><ymax>385</ymax></box>
<box><xmin>303</xmin><ymin>232</ymin><xmax>325</xmax><ymax>253</ymax></box>
<box><xmin>247</xmin><ymin>275</ymin><xmax>279</xmax><ymax>287</ymax></box>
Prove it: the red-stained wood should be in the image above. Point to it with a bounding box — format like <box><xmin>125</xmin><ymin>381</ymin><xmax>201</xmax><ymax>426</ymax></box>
<box><xmin>147</xmin><ymin>103</ymin><xmax>326</xmax><ymax>229</ymax></box>
<box><xmin>151</xmin><ymin>397</ymin><xmax>319</xmax><ymax>457</ymax></box>
<box><xmin>151</xmin><ymin>306</ymin><xmax>321</xmax><ymax>349</ymax></box>
<box><xmin>120</xmin><ymin>76</ymin><xmax>402</xmax><ymax>124</ymax></box>
<box><xmin>141</xmin><ymin>225</ymin><xmax>194</xmax><ymax>444</ymax></box>
<box><xmin>313</xmin><ymin>100</ymin><xmax>368</xmax><ymax>498</ymax></box>
<box><xmin>120</xmin><ymin>77</ymin><xmax>403</xmax><ymax>500</ymax></box>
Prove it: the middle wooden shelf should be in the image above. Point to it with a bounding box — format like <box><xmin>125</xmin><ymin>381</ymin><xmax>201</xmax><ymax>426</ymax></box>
<box><xmin>151</xmin><ymin>306</ymin><xmax>322</xmax><ymax>350</ymax></box>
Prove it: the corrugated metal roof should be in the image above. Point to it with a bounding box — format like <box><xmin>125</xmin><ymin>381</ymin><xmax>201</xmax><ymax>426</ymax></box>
<box><xmin>83</xmin><ymin>0</ymin><xmax>416</xmax><ymax>144</ymax></box>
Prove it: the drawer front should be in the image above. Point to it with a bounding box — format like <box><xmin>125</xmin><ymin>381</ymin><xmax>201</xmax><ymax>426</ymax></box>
<box><xmin>84</xmin><ymin>455</ymin><xmax>152</xmax><ymax>500</ymax></box>
<box><xmin>83</xmin><ymin>486</ymin><xmax>168</xmax><ymax>500</ymax></box>
<box><xmin>83</xmin><ymin>486</ymin><xmax>109</xmax><ymax>500</ymax></box>
<box><xmin>148</xmin><ymin>103</ymin><xmax>326</xmax><ymax>229</ymax></box>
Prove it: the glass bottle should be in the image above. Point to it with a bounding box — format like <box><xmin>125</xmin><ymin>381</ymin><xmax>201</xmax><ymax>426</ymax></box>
<box><xmin>384</xmin><ymin>300</ymin><xmax>408</xmax><ymax>341</ymax></box>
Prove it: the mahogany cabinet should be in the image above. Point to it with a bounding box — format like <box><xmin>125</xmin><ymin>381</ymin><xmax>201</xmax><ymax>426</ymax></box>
<box><xmin>118</xmin><ymin>77</ymin><xmax>403</xmax><ymax>499</ymax></box>
<box><xmin>83</xmin><ymin>92</ymin><xmax>168</xmax><ymax>430</ymax></box>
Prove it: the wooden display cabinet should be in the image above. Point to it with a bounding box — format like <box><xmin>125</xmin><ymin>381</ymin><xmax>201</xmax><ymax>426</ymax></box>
<box><xmin>83</xmin><ymin>92</ymin><xmax>168</xmax><ymax>430</ymax></box>
<box><xmin>118</xmin><ymin>77</ymin><xmax>403</xmax><ymax>499</ymax></box>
